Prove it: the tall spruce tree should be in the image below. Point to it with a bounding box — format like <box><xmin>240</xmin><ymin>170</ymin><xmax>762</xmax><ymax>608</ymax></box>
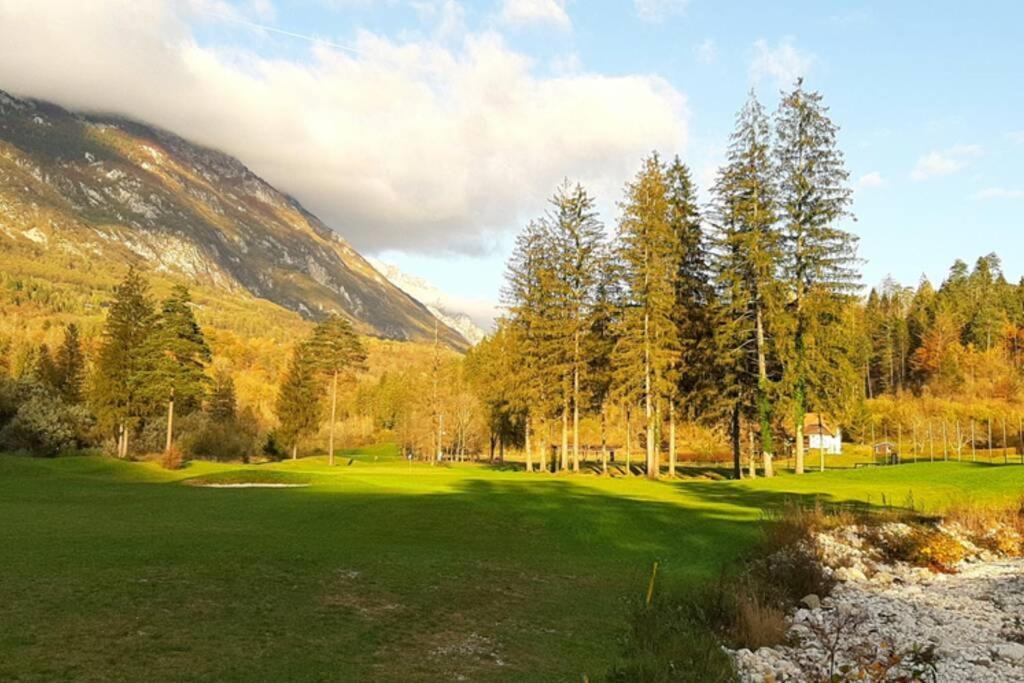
<box><xmin>54</xmin><ymin>323</ymin><xmax>85</xmax><ymax>405</ymax></box>
<box><xmin>142</xmin><ymin>285</ymin><xmax>212</xmax><ymax>453</ymax></box>
<box><xmin>613</xmin><ymin>154</ymin><xmax>682</xmax><ymax>480</ymax></box>
<box><xmin>307</xmin><ymin>315</ymin><xmax>367</xmax><ymax>466</ymax></box>
<box><xmin>91</xmin><ymin>267</ymin><xmax>155</xmax><ymax>458</ymax></box>
<box><xmin>501</xmin><ymin>220</ymin><xmax>557</xmax><ymax>472</ymax></box>
<box><xmin>665</xmin><ymin>156</ymin><xmax>715</xmax><ymax>476</ymax></box>
<box><xmin>710</xmin><ymin>91</ymin><xmax>783</xmax><ymax>477</ymax></box>
<box><xmin>774</xmin><ymin>80</ymin><xmax>857</xmax><ymax>474</ymax></box>
<box><xmin>275</xmin><ymin>344</ymin><xmax>321</xmax><ymax>460</ymax></box>
<box><xmin>544</xmin><ymin>181</ymin><xmax>606</xmax><ymax>473</ymax></box>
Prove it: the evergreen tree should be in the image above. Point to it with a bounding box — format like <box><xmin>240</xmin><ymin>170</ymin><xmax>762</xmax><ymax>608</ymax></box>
<box><xmin>544</xmin><ymin>181</ymin><xmax>606</xmax><ymax>472</ymax></box>
<box><xmin>665</xmin><ymin>156</ymin><xmax>715</xmax><ymax>475</ymax></box>
<box><xmin>209</xmin><ymin>368</ymin><xmax>237</xmax><ymax>422</ymax></box>
<box><xmin>54</xmin><ymin>323</ymin><xmax>85</xmax><ymax>404</ymax></box>
<box><xmin>32</xmin><ymin>344</ymin><xmax>60</xmax><ymax>392</ymax></box>
<box><xmin>501</xmin><ymin>220</ymin><xmax>557</xmax><ymax>472</ymax></box>
<box><xmin>774</xmin><ymin>80</ymin><xmax>857</xmax><ymax>474</ymax></box>
<box><xmin>141</xmin><ymin>285</ymin><xmax>211</xmax><ymax>454</ymax></box>
<box><xmin>275</xmin><ymin>345</ymin><xmax>321</xmax><ymax>460</ymax></box>
<box><xmin>91</xmin><ymin>267</ymin><xmax>155</xmax><ymax>458</ymax></box>
<box><xmin>306</xmin><ymin>315</ymin><xmax>367</xmax><ymax>466</ymax></box>
<box><xmin>613</xmin><ymin>154</ymin><xmax>682</xmax><ymax>479</ymax></box>
<box><xmin>710</xmin><ymin>91</ymin><xmax>783</xmax><ymax>477</ymax></box>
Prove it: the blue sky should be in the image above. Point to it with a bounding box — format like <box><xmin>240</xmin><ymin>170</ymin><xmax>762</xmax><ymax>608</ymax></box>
<box><xmin>2</xmin><ymin>1</ymin><xmax>1021</xmax><ymax>324</ymax></box>
<box><xmin>246</xmin><ymin>1</ymin><xmax>1024</xmax><ymax>308</ymax></box>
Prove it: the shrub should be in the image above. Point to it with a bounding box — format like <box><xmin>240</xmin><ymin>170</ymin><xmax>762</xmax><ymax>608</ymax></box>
<box><xmin>0</xmin><ymin>383</ymin><xmax>93</xmax><ymax>456</ymax></box>
<box><xmin>605</xmin><ymin>592</ymin><xmax>737</xmax><ymax>683</ymax></box>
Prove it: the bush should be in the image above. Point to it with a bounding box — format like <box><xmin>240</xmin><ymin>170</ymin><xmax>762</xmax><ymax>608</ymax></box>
<box><xmin>0</xmin><ymin>383</ymin><xmax>93</xmax><ymax>456</ymax></box>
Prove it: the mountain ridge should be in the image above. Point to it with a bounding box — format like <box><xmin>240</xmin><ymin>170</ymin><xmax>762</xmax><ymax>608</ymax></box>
<box><xmin>0</xmin><ymin>89</ymin><xmax>469</xmax><ymax>349</ymax></box>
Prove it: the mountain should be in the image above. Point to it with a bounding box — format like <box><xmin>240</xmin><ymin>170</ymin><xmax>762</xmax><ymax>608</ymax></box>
<box><xmin>367</xmin><ymin>258</ymin><xmax>488</xmax><ymax>345</ymax></box>
<box><xmin>0</xmin><ymin>90</ymin><xmax>468</xmax><ymax>349</ymax></box>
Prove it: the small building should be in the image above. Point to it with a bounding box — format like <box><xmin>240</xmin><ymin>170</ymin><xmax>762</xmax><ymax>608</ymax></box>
<box><xmin>804</xmin><ymin>413</ymin><xmax>842</xmax><ymax>455</ymax></box>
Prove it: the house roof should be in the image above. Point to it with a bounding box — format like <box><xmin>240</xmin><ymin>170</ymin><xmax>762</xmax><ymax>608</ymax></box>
<box><xmin>804</xmin><ymin>413</ymin><xmax>838</xmax><ymax>437</ymax></box>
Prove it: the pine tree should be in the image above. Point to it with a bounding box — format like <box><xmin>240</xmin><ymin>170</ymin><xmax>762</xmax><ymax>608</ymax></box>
<box><xmin>306</xmin><ymin>315</ymin><xmax>367</xmax><ymax>466</ymax></box>
<box><xmin>544</xmin><ymin>181</ymin><xmax>606</xmax><ymax>472</ymax></box>
<box><xmin>774</xmin><ymin>80</ymin><xmax>857</xmax><ymax>474</ymax></box>
<box><xmin>275</xmin><ymin>345</ymin><xmax>321</xmax><ymax>460</ymax></box>
<box><xmin>613</xmin><ymin>154</ymin><xmax>682</xmax><ymax>480</ymax></box>
<box><xmin>141</xmin><ymin>285</ymin><xmax>212</xmax><ymax>453</ymax></box>
<box><xmin>501</xmin><ymin>220</ymin><xmax>557</xmax><ymax>472</ymax></box>
<box><xmin>209</xmin><ymin>368</ymin><xmax>237</xmax><ymax>422</ymax></box>
<box><xmin>54</xmin><ymin>323</ymin><xmax>85</xmax><ymax>404</ymax></box>
<box><xmin>91</xmin><ymin>267</ymin><xmax>155</xmax><ymax>458</ymax></box>
<box><xmin>710</xmin><ymin>91</ymin><xmax>783</xmax><ymax>477</ymax></box>
<box><xmin>665</xmin><ymin>156</ymin><xmax>715</xmax><ymax>476</ymax></box>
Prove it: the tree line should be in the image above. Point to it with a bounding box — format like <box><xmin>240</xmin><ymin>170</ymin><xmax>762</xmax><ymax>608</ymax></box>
<box><xmin>470</xmin><ymin>80</ymin><xmax>874</xmax><ymax>479</ymax></box>
<box><xmin>0</xmin><ymin>267</ymin><xmax>367</xmax><ymax>464</ymax></box>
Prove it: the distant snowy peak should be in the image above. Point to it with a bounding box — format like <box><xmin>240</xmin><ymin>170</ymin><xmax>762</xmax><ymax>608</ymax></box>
<box><xmin>368</xmin><ymin>258</ymin><xmax>489</xmax><ymax>346</ymax></box>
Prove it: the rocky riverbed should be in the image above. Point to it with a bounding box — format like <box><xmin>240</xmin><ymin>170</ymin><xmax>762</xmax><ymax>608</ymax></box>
<box><xmin>731</xmin><ymin>524</ymin><xmax>1024</xmax><ymax>682</ymax></box>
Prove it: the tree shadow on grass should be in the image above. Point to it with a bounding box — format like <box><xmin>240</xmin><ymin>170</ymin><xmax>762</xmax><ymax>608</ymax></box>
<box><xmin>0</xmin><ymin>460</ymin><xmax>873</xmax><ymax>682</ymax></box>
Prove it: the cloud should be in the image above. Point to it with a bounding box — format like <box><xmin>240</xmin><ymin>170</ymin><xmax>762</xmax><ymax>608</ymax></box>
<box><xmin>499</xmin><ymin>0</ymin><xmax>570</xmax><ymax>30</ymax></box>
<box><xmin>1009</xmin><ymin>131</ymin><xmax>1024</xmax><ymax>144</ymax></box>
<box><xmin>749</xmin><ymin>38</ymin><xmax>814</xmax><ymax>87</ymax></box>
<box><xmin>910</xmin><ymin>145</ymin><xmax>982</xmax><ymax>181</ymax></box>
<box><xmin>634</xmin><ymin>0</ymin><xmax>689</xmax><ymax>22</ymax></box>
<box><xmin>972</xmin><ymin>187</ymin><xmax>1024</xmax><ymax>200</ymax></box>
<box><xmin>693</xmin><ymin>38</ymin><xmax>716</xmax><ymax>65</ymax></box>
<box><xmin>856</xmin><ymin>172</ymin><xmax>884</xmax><ymax>189</ymax></box>
<box><xmin>0</xmin><ymin>0</ymin><xmax>688</xmax><ymax>255</ymax></box>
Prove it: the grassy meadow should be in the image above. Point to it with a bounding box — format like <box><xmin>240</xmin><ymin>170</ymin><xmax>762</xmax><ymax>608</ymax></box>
<box><xmin>2</xmin><ymin>447</ymin><xmax>1023</xmax><ymax>681</ymax></box>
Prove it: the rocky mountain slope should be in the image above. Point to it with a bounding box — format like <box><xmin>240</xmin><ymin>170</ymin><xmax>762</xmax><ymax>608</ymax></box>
<box><xmin>366</xmin><ymin>258</ymin><xmax>487</xmax><ymax>345</ymax></box>
<box><xmin>0</xmin><ymin>90</ymin><xmax>468</xmax><ymax>349</ymax></box>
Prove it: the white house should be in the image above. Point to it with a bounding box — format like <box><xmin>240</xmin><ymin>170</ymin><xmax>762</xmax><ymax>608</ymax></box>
<box><xmin>804</xmin><ymin>413</ymin><xmax>842</xmax><ymax>455</ymax></box>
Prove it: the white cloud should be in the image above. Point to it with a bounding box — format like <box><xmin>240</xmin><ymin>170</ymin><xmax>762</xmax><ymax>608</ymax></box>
<box><xmin>1008</xmin><ymin>131</ymin><xmax>1024</xmax><ymax>144</ymax></box>
<box><xmin>910</xmin><ymin>145</ymin><xmax>982</xmax><ymax>181</ymax></box>
<box><xmin>749</xmin><ymin>38</ymin><xmax>814</xmax><ymax>87</ymax></box>
<box><xmin>693</xmin><ymin>38</ymin><xmax>716</xmax><ymax>65</ymax></box>
<box><xmin>499</xmin><ymin>0</ymin><xmax>570</xmax><ymax>30</ymax></box>
<box><xmin>0</xmin><ymin>0</ymin><xmax>688</xmax><ymax>255</ymax></box>
<box><xmin>972</xmin><ymin>187</ymin><xmax>1024</xmax><ymax>200</ymax></box>
<box><xmin>634</xmin><ymin>0</ymin><xmax>689</xmax><ymax>22</ymax></box>
<box><xmin>856</xmin><ymin>172</ymin><xmax>885</xmax><ymax>189</ymax></box>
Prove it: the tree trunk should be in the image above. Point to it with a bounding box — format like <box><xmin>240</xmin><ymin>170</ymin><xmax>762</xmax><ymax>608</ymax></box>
<box><xmin>572</xmin><ymin>333</ymin><xmax>580</xmax><ymax>473</ymax></box>
<box><xmin>524</xmin><ymin>418</ymin><xmax>533</xmax><ymax>473</ymax></box>
<box><xmin>292</xmin><ymin>443</ymin><xmax>298</xmax><ymax>461</ymax></box>
<box><xmin>164</xmin><ymin>388</ymin><xmax>175</xmax><ymax>454</ymax></box>
<box><xmin>794</xmin><ymin>420</ymin><xmax>805</xmax><ymax>475</ymax></box>
<box><xmin>561</xmin><ymin>402</ymin><xmax>569</xmax><ymax>471</ymax></box>
<box><xmin>600</xmin><ymin>404</ymin><xmax>608</xmax><ymax>476</ymax></box>
<box><xmin>668</xmin><ymin>401</ymin><xmax>677</xmax><ymax>478</ymax></box>
<box><xmin>329</xmin><ymin>370</ymin><xmax>338</xmax><ymax>466</ymax></box>
<box><xmin>625</xmin><ymin>405</ymin><xmax>632</xmax><ymax>476</ymax></box>
<box><xmin>731</xmin><ymin>405</ymin><xmax>741</xmax><ymax>479</ymax></box>
<box><xmin>748</xmin><ymin>426</ymin><xmax>756</xmax><ymax>479</ymax></box>
<box><xmin>644</xmin><ymin>311</ymin><xmax>656</xmax><ymax>480</ymax></box>
<box><xmin>755</xmin><ymin>305</ymin><xmax>774</xmax><ymax>478</ymax></box>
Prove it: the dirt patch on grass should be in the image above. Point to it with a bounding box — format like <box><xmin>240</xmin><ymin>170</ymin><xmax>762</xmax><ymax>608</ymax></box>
<box><xmin>319</xmin><ymin>568</ymin><xmax>405</xmax><ymax>618</ymax></box>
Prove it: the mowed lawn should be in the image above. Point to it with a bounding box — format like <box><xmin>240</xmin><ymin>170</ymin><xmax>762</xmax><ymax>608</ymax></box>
<box><xmin>1</xmin><ymin>447</ymin><xmax>1023</xmax><ymax>681</ymax></box>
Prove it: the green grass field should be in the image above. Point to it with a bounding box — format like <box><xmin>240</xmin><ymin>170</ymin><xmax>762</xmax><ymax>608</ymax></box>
<box><xmin>2</xmin><ymin>447</ymin><xmax>1023</xmax><ymax>681</ymax></box>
